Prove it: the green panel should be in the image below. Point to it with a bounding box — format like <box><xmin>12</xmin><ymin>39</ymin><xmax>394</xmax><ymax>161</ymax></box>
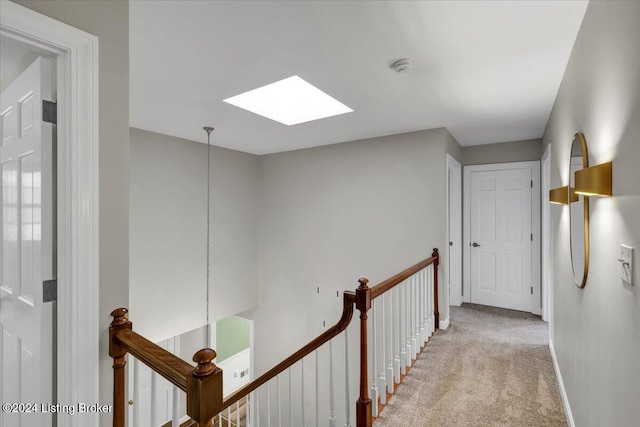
<box><xmin>215</xmin><ymin>316</ymin><xmax>250</xmax><ymax>362</ymax></box>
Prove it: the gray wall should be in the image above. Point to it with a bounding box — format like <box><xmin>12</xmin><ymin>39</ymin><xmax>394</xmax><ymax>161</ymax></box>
<box><xmin>543</xmin><ymin>1</ymin><xmax>640</xmax><ymax>426</ymax></box>
<box><xmin>11</xmin><ymin>1</ymin><xmax>130</xmax><ymax>425</ymax></box>
<box><xmin>252</xmin><ymin>128</ymin><xmax>461</xmax><ymax>376</ymax></box>
<box><xmin>129</xmin><ymin>128</ymin><xmax>260</xmax><ymax>342</ymax></box>
<box><xmin>462</xmin><ymin>138</ymin><xmax>542</xmax><ymax>166</ymax></box>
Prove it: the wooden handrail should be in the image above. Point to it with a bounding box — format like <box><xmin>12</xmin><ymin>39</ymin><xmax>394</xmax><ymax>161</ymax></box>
<box><xmin>221</xmin><ymin>290</ymin><xmax>357</xmax><ymax>410</ymax></box>
<box><xmin>356</xmin><ymin>248</ymin><xmax>439</xmax><ymax>426</ymax></box>
<box><xmin>113</xmin><ymin>329</ymin><xmax>194</xmax><ymax>392</ymax></box>
<box><xmin>370</xmin><ymin>248</ymin><xmax>439</xmax><ymax>300</ymax></box>
<box><xmin>110</xmin><ymin>248</ymin><xmax>439</xmax><ymax>427</ymax></box>
<box><xmin>110</xmin><ymin>308</ymin><xmax>223</xmax><ymax>427</ymax></box>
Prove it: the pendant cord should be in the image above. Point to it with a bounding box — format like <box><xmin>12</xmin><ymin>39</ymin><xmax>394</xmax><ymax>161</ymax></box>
<box><xmin>204</xmin><ymin>126</ymin><xmax>214</xmax><ymax>348</ymax></box>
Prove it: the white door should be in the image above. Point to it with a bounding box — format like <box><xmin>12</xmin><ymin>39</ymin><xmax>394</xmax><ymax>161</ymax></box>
<box><xmin>447</xmin><ymin>154</ymin><xmax>462</xmax><ymax>307</ymax></box>
<box><xmin>0</xmin><ymin>56</ymin><xmax>54</xmax><ymax>427</ymax></box>
<box><xmin>469</xmin><ymin>167</ymin><xmax>533</xmax><ymax>311</ymax></box>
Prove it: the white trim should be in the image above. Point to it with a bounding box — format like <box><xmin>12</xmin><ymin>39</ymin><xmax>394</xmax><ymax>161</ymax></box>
<box><xmin>439</xmin><ymin>318</ymin><xmax>450</xmax><ymax>330</ymax></box>
<box><xmin>549</xmin><ymin>339</ymin><xmax>575</xmax><ymax>427</ymax></box>
<box><xmin>531</xmin><ymin>162</ymin><xmax>541</xmax><ymax>315</ymax></box>
<box><xmin>541</xmin><ymin>145</ymin><xmax>551</xmax><ymax>322</ymax></box>
<box><xmin>463</xmin><ymin>161</ymin><xmax>541</xmax><ymax>314</ymax></box>
<box><xmin>446</xmin><ymin>154</ymin><xmax>463</xmax><ymax>307</ymax></box>
<box><xmin>1</xmin><ymin>3</ymin><xmax>99</xmax><ymax>427</ymax></box>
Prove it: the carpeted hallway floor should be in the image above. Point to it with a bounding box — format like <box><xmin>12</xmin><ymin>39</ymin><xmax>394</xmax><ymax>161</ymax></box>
<box><xmin>374</xmin><ymin>303</ymin><xmax>566</xmax><ymax>427</ymax></box>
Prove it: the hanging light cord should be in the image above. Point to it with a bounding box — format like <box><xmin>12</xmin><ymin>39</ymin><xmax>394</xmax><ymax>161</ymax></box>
<box><xmin>204</xmin><ymin>126</ymin><xmax>214</xmax><ymax>348</ymax></box>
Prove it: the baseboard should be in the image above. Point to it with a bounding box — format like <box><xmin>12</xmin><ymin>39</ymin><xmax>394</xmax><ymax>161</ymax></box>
<box><xmin>439</xmin><ymin>317</ymin><xmax>450</xmax><ymax>330</ymax></box>
<box><xmin>549</xmin><ymin>339</ymin><xmax>575</xmax><ymax>427</ymax></box>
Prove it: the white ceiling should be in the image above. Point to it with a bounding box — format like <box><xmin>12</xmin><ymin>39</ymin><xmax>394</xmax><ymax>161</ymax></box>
<box><xmin>130</xmin><ymin>1</ymin><xmax>588</xmax><ymax>155</ymax></box>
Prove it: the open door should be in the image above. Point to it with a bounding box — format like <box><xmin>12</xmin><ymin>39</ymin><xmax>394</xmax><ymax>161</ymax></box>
<box><xmin>1</xmin><ymin>56</ymin><xmax>55</xmax><ymax>427</ymax></box>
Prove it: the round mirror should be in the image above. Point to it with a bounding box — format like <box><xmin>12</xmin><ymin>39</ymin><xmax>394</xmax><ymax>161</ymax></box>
<box><xmin>568</xmin><ymin>132</ymin><xmax>589</xmax><ymax>288</ymax></box>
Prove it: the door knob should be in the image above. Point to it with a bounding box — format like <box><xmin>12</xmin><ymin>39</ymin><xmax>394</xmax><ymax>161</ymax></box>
<box><xmin>472</xmin><ymin>242</ymin><xmax>481</xmax><ymax>247</ymax></box>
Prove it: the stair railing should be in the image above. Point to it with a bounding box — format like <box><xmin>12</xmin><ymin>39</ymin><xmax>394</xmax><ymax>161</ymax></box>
<box><xmin>110</xmin><ymin>248</ymin><xmax>438</xmax><ymax>427</ymax></box>
<box><xmin>357</xmin><ymin>248</ymin><xmax>439</xmax><ymax>423</ymax></box>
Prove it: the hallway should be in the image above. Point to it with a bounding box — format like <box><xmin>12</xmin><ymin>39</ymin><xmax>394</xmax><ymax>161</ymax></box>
<box><xmin>375</xmin><ymin>304</ymin><xmax>565</xmax><ymax>427</ymax></box>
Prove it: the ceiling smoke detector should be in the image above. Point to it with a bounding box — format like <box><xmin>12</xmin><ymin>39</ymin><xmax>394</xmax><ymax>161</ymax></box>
<box><xmin>389</xmin><ymin>58</ymin><xmax>414</xmax><ymax>73</ymax></box>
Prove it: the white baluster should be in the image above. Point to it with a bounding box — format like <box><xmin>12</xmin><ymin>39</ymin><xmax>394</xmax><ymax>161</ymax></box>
<box><xmin>289</xmin><ymin>367</ymin><xmax>293</xmax><ymax>427</ymax></box>
<box><xmin>378</xmin><ymin>296</ymin><xmax>386</xmax><ymax>405</ymax></box>
<box><xmin>267</xmin><ymin>382</ymin><xmax>271</xmax><ymax>427</ymax></box>
<box><xmin>415</xmin><ymin>274</ymin><xmax>420</xmax><ymax>358</ymax></box>
<box><xmin>237</xmin><ymin>400</ymin><xmax>241</xmax><ymax>427</ymax></box>
<box><xmin>248</xmin><ymin>393</ymin><xmax>252</xmax><ymax>427</ymax></box>
<box><xmin>315</xmin><ymin>349</ymin><xmax>320</xmax><ymax>427</ymax></box>
<box><xmin>133</xmin><ymin>359</ymin><xmax>140</xmax><ymax>427</ymax></box>
<box><xmin>429</xmin><ymin>265</ymin><xmax>434</xmax><ymax>335</ymax></box>
<box><xmin>394</xmin><ymin>286</ymin><xmax>401</xmax><ymax>382</ymax></box>
<box><xmin>329</xmin><ymin>340</ymin><xmax>336</xmax><ymax>427</ymax></box>
<box><xmin>411</xmin><ymin>275</ymin><xmax>417</xmax><ymax>360</ymax></box>
<box><xmin>405</xmin><ymin>279</ymin><xmax>412</xmax><ymax>370</ymax></box>
<box><xmin>421</xmin><ymin>268</ymin><xmax>427</xmax><ymax>345</ymax></box>
<box><xmin>344</xmin><ymin>330</ymin><xmax>351</xmax><ymax>427</ymax></box>
<box><xmin>255</xmin><ymin>390</ymin><xmax>260</xmax><ymax>427</ymax></box>
<box><xmin>370</xmin><ymin>300</ymin><xmax>379</xmax><ymax>417</ymax></box>
<box><xmin>277</xmin><ymin>375</ymin><xmax>282</xmax><ymax>427</ymax></box>
<box><xmin>417</xmin><ymin>270</ymin><xmax>423</xmax><ymax>347</ymax></box>
<box><xmin>151</xmin><ymin>371</ymin><xmax>157</xmax><ymax>427</ymax></box>
<box><xmin>387</xmin><ymin>289</ymin><xmax>394</xmax><ymax>395</ymax></box>
<box><xmin>425</xmin><ymin>267</ymin><xmax>430</xmax><ymax>338</ymax></box>
<box><xmin>426</xmin><ymin>267</ymin><xmax>431</xmax><ymax>338</ymax></box>
<box><xmin>172</xmin><ymin>386</ymin><xmax>179</xmax><ymax>427</ymax></box>
<box><xmin>301</xmin><ymin>359</ymin><xmax>306</xmax><ymax>427</ymax></box>
<box><xmin>400</xmin><ymin>281</ymin><xmax>407</xmax><ymax>375</ymax></box>
<box><xmin>218</xmin><ymin>412</ymin><xmax>223</xmax><ymax>427</ymax></box>
<box><xmin>228</xmin><ymin>407</ymin><xmax>232</xmax><ymax>427</ymax></box>
<box><xmin>425</xmin><ymin>266</ymin><xmax>429</xmax><ymax>337</ymax></box>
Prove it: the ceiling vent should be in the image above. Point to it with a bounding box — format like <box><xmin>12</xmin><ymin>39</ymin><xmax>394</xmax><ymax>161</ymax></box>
<box><xmin>389</xmin><ymin>58</ymin><xmax>414</xmax><ymax>73</ymax></box>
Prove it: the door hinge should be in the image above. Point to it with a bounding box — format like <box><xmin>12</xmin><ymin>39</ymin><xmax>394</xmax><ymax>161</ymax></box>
<box><xmin>43</xmin><ymin>279</ymin><xmax>57</xmax><ymax>302</ymax></box>
<box><xmin>530</xmin><ymin>180</ymin><xmax>533</xmax><ymax>188</ymax></box>
<box><xmin>531</xmin><ymin>233</ymin><xmax>533</xmax><ymax>241</ymax></box>
<box><xmin>450</xmin><ymin>241</ymin><xmax>453</xmax><ymax>246</ymax></box>
<box><xmin>531</xmin><ymin>286</ymin><xmax>533</xmax><ymax>295</ymax></box>
<box><xmin>42</xmin><ymin>100</ymin><xmax>57</xmax><ymax>125</ymax></box>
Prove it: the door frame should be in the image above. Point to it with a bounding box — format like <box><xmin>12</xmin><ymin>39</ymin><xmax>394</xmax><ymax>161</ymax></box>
<box><xmin>463</xmin><ymin>161</ymin><xmax>541</xmax><ymax>314</ymax></box>
<box><xmin>541</xmin><ymin>145</ymin><xmax>551</xmax><ymax>322</ymax></box>
<box><xmin>1</xmin><ymin>3</ymin><xmax>99</xmax><ymax>426</ymax></box>
<box><xmin>446</xmin><ymin>154</ymin><xmax>462</xmax><ymax>310</ymax></box>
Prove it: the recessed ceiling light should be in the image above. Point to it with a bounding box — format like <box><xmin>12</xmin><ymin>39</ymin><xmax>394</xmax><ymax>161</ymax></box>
<box><xmin>223</xmin><ymin>75</ymin><xmax>353</xmax><ymax>126</ymax></box>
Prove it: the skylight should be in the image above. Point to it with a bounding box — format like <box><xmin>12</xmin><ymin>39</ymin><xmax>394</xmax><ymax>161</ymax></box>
<box><xmin>223</xmin><ymin>76</ymin><xmax>353</xmax><ymax>126</ymax></box>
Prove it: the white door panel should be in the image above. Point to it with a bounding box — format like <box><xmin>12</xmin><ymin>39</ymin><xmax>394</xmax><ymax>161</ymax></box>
<box><xmin>470</xmin><ymin>167</ymin><xmax>532</xmax><ymax>312</ymax></box>
<box><xmin>0</xmin><ymin>56</ymin><xmax>54</xmax><ymax>427</ymax></box>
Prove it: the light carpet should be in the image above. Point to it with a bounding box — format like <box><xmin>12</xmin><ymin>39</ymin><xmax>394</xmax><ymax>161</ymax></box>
<box><xmin>374</xmin><ymin>303</ymin><xmax>566</xmax><ymax>427</ymax></box>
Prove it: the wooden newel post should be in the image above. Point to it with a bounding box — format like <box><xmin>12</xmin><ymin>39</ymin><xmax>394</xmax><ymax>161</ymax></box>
<box><xmin>187</xmin><ymin>348</ymin><xmax>223</xmax><ymax>427</ymax></box>
<box><xmin>110</xmin><ymin>308</ymin><xmax>132</xmax><ymax>427</ymax></box>
<box><xmin>432</xmin><ymin>248</ymin><xmax>440</xmax><ymax>330</ymax></box>
<box><xmin>355</xmin><ymin>278</ymin><xmax>373</xmax><ymax>427</ymax></box>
